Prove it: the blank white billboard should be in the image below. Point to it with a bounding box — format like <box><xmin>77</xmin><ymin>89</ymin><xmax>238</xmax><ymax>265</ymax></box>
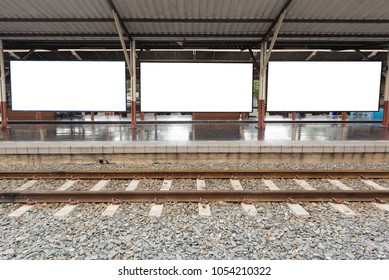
<box><xmin>267</xmin><ymin>61</ymin><xmax>382</xmax><ymax>111</ymax></box>
<box><xmin>140</xmin><ymin>62</ymin><xmax>253</xmax><ymax>112</ymax></box>
<box><xmin>11</xmin><ymin>61</ymin><xmax>126</xmax><ymax>111</ymax></box>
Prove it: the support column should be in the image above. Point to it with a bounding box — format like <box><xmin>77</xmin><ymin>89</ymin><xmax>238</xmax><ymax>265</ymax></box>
<box><xmin>257</xmin><ymin>41</ymin><xmax>267</xmax><ymax>129</ymax></box>
<box><xmin>112</xmin><ymin>9</ymin><xmax>135</xmax><ymax>129</ymax></box>
<box><xmin>0</xmin><ymin>40</ymin><xmax>8</xmax><ymax>129</ymax></box>
<box><xmin>257</xmin><ymin>8</ymin><xmax>286</xmax><ymax>129</ymax></box>
<box><xmin>130</xmin><ymin>39</ymin><xmax>137</xmax><ymax>129</ymax></box>
<box><xmin>383</xmin><ymin>48</ymin><xmax>389</xmax><ymax>127</ymax></box>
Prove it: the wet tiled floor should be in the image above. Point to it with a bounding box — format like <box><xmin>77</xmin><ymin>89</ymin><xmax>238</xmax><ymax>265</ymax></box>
<box><xmin>1</xmin><ymin>121</ymin><xmax>389</xmax><ymax>142</ymax></box>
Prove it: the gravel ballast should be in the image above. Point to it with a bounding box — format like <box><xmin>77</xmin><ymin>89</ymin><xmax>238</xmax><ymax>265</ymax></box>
<box><xmin>0</xmin><ymin>162</ymin><xmax>389</xmax><ymax>260</ymax></box>
<box><xmin>1</xmin><ymin>200</ymin><xmax>389</xmax><ymax>260</ymax></box>
<box><xmin>1</xmin><ymin>161</ymin><xmax>389</xmax><ymax>171</ymax></box>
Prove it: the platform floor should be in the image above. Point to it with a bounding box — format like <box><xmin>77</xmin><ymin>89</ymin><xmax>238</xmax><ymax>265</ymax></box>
<box><xmin>1</xmin><ymin>117</ymin><xmax>389</xmax><ymax>164</ymax></box>
<box><xmin>1</xmin><ymin>122</ymin><xmax>389</xmax><ymax>142</ymax></box>
<box><xmin>7</xmin><ymin>113</ymin><xmax>382</xmax><ymax>124</ymax></box>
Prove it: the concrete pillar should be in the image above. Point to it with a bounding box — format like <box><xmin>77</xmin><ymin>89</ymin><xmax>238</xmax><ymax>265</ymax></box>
<box><xmin>0</xmin><ymin>40</ymin><xmax>8</xmax><ymax>129</ymax></box>
<box><xmin>131</xmin><ymin>39</ymin><xmax>137</xmax><ymax>129</ymax></box>
<box><xmin>257</xmin><ymin>41</ymin><xmax>267</xmax><ymax>129</ymax></box>
<box><xmin>383</xmin><ymin>48</ymin><xmax>389</xmax><ymax>126</ymax></box>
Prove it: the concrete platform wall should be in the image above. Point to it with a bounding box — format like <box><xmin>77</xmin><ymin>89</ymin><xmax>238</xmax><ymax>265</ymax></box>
<box><xmin>1</xmin><ymin>141</ymin><xmax>388</xmax><ymax>164</ymax></box>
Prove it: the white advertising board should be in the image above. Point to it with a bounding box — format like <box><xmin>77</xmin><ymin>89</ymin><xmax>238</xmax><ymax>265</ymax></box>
<box><xmin>140</xmin><ymin>62</ymin><xmax>253</xmax><ymax>112</ymax></box>
<box><xmin>11</xmin><ymin>61</ymin><xmax>126</xmax><ymax>111</ymax></box>
<box><xmin>266</xmin><ymin>61</ymin><xmax>382</xmax><ymax>111</ymax></box>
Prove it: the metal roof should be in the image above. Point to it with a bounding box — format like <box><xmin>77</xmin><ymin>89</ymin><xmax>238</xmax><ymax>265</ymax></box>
<box><xmin>0</xmin><ymin>0</ymin><xmax>389</xmax><ymax>50</ymax></box>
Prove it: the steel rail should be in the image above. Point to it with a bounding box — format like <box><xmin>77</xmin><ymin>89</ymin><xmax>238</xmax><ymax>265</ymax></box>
<box><xmin>0</xmin><ymin>170</ymin><xmax>388</xmax><ymax>179</ymax></box>
<box><xmin>1</xmin><ymin>190</ymin><xmax>389</xmax><ymax>203</ymax></box>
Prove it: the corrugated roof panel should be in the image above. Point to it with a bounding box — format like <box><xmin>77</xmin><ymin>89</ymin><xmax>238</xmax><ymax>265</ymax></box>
<box><xmin>0</xmin><ymin>0</ymin><xmax>110</xmax><ymax>18</ymax></box>
<box><xmin>0</xmin><ymin>35</ymin><xmax>119</xmax><ymax>41</ymax></box>
<box><xmin>288</xmin><ymin>0</ymin><xmax>389</xmax><ymax>19</ymax></box>
<box><xmin>0</xmin><ymin>22</ymin><xmax>116</xmax><ymax>34</ymax></box>
<box><xmin>124</xmin><ymin>22</ymin><xmax>269</xmax><ymax>35</ymax></box>
<box><xmin>281</xmin><ymin>22</ymin><xmax>389</xmax><ymax>35</ymax></box>
<box><xmin>114</xmin><ymin>0</ymin><xmax>282</xmax><ymax>19</ymax></box>
<box><xmin>276</xmin><ymin>37</ymin><xmax>376</xmax><ymax>42</ymax></box>
<box><xmin>0</xmin><ymin>0</ymin><xmax>388</xmax><ymax>50</ymax></box>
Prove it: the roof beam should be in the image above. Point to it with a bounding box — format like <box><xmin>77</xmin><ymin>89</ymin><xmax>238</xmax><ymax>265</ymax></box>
<box><xmin>248</xmin><ymin>49</ymin><xmax>260</xmax><ymax>72</ymax></box>
<box><xmin>71</xmin><ymin>50</ymin><xmax>82</xmax><ymax>60</ymax></box>
<box><xmin>368</xmin><ymin>51</ymin><xmax>378</xmax><ymax>58</ymax></box>
<box><xmin>5</xmin><ymin>48</ymin><xmax>35</xmax><ymax>77</ymax></box>
<box><xmin>9</xmin><ymin>51</ymin><xmax>20</xmax><ymax>59</ymax></box>
<box><xmin>3</xmin><ymin>40</ymin><xmax>388</xmax><ymax>51</ymax></box>
<box><xmin>262</xmin><ymin>0</ymin><xmax>293</xmax><ymax>42</ymax></box>
<box><xmin>2</xmin><ymin>32</ymin><xmax>388</xmax><ymax>39</ymax></box>
<box><xmin>354</xmin><ymin>49</ymin><xmax>369</xmax><ymax>60</ymax></box>
<box><xmin>305</xmin><ymin>51</ymin><xmax>317</xmax><ymax>61</ymax></box>
<box><xmin>355</xmin><ymin>49</ymin><xmax>387</xmax><ymax>78</ymax></box>
<box><xmin>106</xmin><ymin>0</ymin><xmax>132</xmax><ymax>41</ymax></box>
<box><xmin>19</xmin><ymin>48</ymin><xmax>36</xmax><ymax>60</ymax></box>
<box><xmin>1</xmin><ymin>18</ymin><xmax>389</xmax><ymax>24</ymax></box>
<box><xmin>112</xmin><ymin>9</ymin><xmax>132</xmax><ymax>77</ymax></box>
<box><xmin>263</xmin><ymin>11</ymin><xmax>286</xmax><ymax>67</ymax></box>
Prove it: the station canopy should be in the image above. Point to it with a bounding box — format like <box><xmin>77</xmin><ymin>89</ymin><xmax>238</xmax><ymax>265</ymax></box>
<box><xmin>0</xmin><ymin>0</ymin><xmax>389</xmax><ymax>63</ymax></box>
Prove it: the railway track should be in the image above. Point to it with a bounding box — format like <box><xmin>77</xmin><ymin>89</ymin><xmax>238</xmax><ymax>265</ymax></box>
<box><xmin>2</xmin><ymin>190</ymin><xmax>389</xmax><ymax>203</ymax></box>
<box><xmin>0</xmin><ymin>169</ymin><xmax>389</xmax><ymax>204</ymax></box>
<box><xmin>0</xmin><ymin>169</ymin><xmax>388</xmax><ymax>179</ymax></box>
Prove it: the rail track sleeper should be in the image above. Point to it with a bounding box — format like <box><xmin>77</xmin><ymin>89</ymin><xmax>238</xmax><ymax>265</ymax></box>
<box><xmin>372</xmin><ymin>203</ymin><xmax>389</xmax><ymax>212</ymax></box>
<box><xmin>126</xmin><ymin>179</ymin><xmax>140</xmax><ymax>191</ymax></box>
<box><xmin>149</xmin><ymin>204</ymin><xmax>164</xmax><ymax>217</ymax></box>
<box><xmin>329</xmin><ymin>203</ymin><xmax>357</xmax><ymax>216</ymax></box>
<box><xmin>286</xmin><ymin>203</ymin><xmax>310</xmax><ymax>218</ymax></box>
<box><xmin>53</xmin><ymin>204</ymin><xmax>77</xmax><ymax>217</ymax></box>
<box><xmin>263</xmin><ymin>179</ymin><xmax>279</xmax><ymax>190</ymax></box>
<box><xmin>102</xmin><ymin>204</ymin><xmax>120</xmax><ymax>217</ymax></box>
<box><xmin>295</xmin><ymin>180</ymin><xmax>357</xmax><ymax>216</ymax></box>
<box><xmin>8</xmin><ymin>205</ymin><xmax>34</xmax><ymax>217</ymax></box>
<box><xmin>198</xmin><ymin>202</ymin><xmax>211</xmax><ymax>216</ymax></box>
<box><xmin>17</xmin><ymin>180</ymin><xmax>37</xmax><ymax>191</ymax></box>
<box><xmin>264</xmin><ymin>180</ymin><xmax>311</xmax><ymax>217</ymax></box>
<box><xmin>240</xmin><ymin>202</ymin><xmax>258</xmax><ymax>216</ymax></box>
<box><xmin>294</xmin><ymin>179</ymin><xmax>316</xmax><ymax>190</ymax></box>
<box><xmin>55</xmin><ymin>180</ymin><xmax>77</xmax><ymax>192</ymax></box>
<box><xmin>230</xmin><ymin>179</ymin><xmax>243</xmax><ymax>190</ymax></box>
<box><xmin>361</xmin><ymin>179</ymin><xmax>388</xmax><ymax>190</ymax></box>
<box><xmin>160</xmin><ymin>179</ymin><xmax>172</xmax><ymax>191</ymax></box>
<box><xmin>327</xmin><ymin>179</ymin><xmax>353</xmax><ymax>190</ymax></box>
<box><xmin>90</xmin><ymin>180</ymin><xmax>110</xmax><ymax>191</ymax></box>
<box><xmin>196</xmin><ymin>178</ymin><xmax>206</xmax><ymax>190</ymax></box>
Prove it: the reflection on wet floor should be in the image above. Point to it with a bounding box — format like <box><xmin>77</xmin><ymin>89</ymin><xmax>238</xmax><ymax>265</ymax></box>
<box><xmin>1</xmin><ymin>122</ymin><xmax>389</xmax><ymax>142</ymax></box>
